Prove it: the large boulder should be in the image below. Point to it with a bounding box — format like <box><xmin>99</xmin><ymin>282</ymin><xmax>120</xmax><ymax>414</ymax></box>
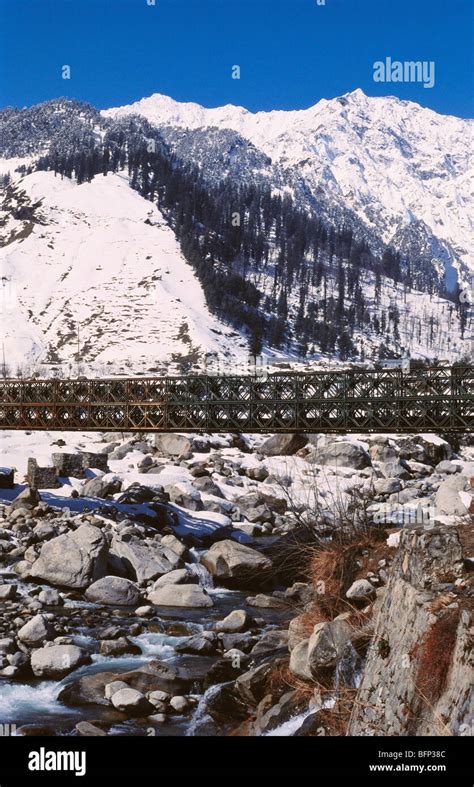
<box><xmin>166</xmin><ymin>482</ymin><xmax>203</xmax><ymax>511</ymax></box>
<box><xmin>374</xmin><ymin>477</ymin><xmax>402</xmax><ymax>496</ymax></box>
<box><xmin>369</xmin><ymin>439</ymin><xmax>398</xmax><ymax>462</ymax></box>
<box><xmin>379</xmin><ymin>460</ymin><xmax>410</xmax><ymax>480</ymax></box>
<box><xmin>346</xmin><ymin>579</ymin><xmax>376</xmax><ymax>600</ymax></box>
<box><xmin>418</xmin><ymin>435</ymin><xmax>453</xmax><ymax>465</ymax></box>
<box><xmin>435</xmin><ymin>475</ymin><xmax>471</xmax><ymax>517</ymax></box>
<box><xmin>9</xmin><ymin>486</ymin><xmax>41</xmax><ymax>511</ymax></box>
<box><xmin>99</xmin><ymin>638</ymin><xmax>141</xmax><ymax>657</ymax></box>
<box><xmin>259</xmin><ymin>434</ymin><xmax>307</xmax><ymax>457</ymax></box>
<box><xmin>75</xmin><ymin>722</ymin><xmax>107</xmax><ymax>737</ymax></box>
<box><xmin>29</xmin><ymin>524</ymin><xmax>108</xmax><ymax>589</ymax></box>
<box><xmin>110</xmin><ymin>536</ymin><xmax>181</xmax><ymax>584</ymax></box>
<box><xmin>108</xmin><ymin>442</ymin><xmax>136</xmax><ymax>461</ymax></box>
<box><xmin>30</xmin><ymin>645</ymin><xmax>91</xmax><ymax>678</ymax></box>
<box><xmin>306</xmin><ymin>620</ymin><xmax>353</xmax><ymax>672</ymax></box>
<box><xmin>152</xmin><ymin>568</ymin><xmax>192</xmax><ymax>587</ymax></box>
<box><xmin>111</xmin><ymin>688</ymin><xmax>154</xmax><ymax>716</ymax></box>
<box><xmin>38</xmin><ymin>588</ymin><xmax>63</xmax><ymax>606</ymax></box>
<box><xmin>251</xmin><ymin>628</ymin><xmax>288</xmax><ymax>655</ymax></box>
<box><xmin>235</xmin><ymin>492</ymin><xmax>273</xmax><ymax>524</ymax></box>
<box><xmin>308</xmin><ymin>440</ymin><xmax>371</xmax><ymax>469</ymax></box>
<box><xmin>147</xmin><ymin>584</ymin><xmax>213</xmax><ymax>608</ymax></box>
<box><xmin>175</xmin><ymin>634</ymin><xmax>217</xmax><ymax>656</ymax></box>
<box><xmin>85</xmin><ymin>576</ymin><xmax>142</xmax><ymax>606</ymax></box>
<box><xmin>18</xmin><ymin>614</ymin><xmax>54</xmax><ymax>646</ymax></box>
<box><xmin>239</xmin><ymin>455</ymin><xmax>269</xmax><ymax>481</ymax></box>
<box><xmin>215</xmin><ymin>609</ymin><xmax>250</xmax><ymax>633</ymax></box>
<box><xmin>289</xmin><ymin>639</ymin><xmax>313</xmax><ymax>680</ymax></box>
<box><xmin>200</xmin><ymin>540</ymin><xmax>272</xmax><ymax>588</ymax></box>
<box><xmin>287</xmin><ymin>615</ymin><xmax>310</xmax><ymax>651</ymax></box>
<box><xmin>81</xmin><ymin>475</ymin><xmax>122</xmax><ymax>499</ymax></box>
<box><xmin>160</xmin><ymin>534</ymin><xmax>188</xmax><ymax>559</ymax></box>
<box><xmin>155</xmin><ymin>434</ymin><xmax>192</xmax><ymax>457</ymax></box>
<box><xmin>435</xmin><ymin>460</ymin><xmax>461</xmax><ymax>475</ymax></box>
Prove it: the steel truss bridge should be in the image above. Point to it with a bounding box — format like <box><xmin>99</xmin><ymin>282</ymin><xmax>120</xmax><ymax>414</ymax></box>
<box><xmin>0</xmin><ymin>367</ymin><xmax>472</xmax><ymax>434</ymax></box>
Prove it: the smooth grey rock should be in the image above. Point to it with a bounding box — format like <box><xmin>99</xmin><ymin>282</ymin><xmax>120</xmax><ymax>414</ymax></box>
<box><xmin>259</xmin><ymin>434</ymin><xmax>307</xmax><ymax>457</ymax></box>
<box><xmin>29</xmin><ymin>524</ymin><xmax>108</xmax><ymax>589</ymax></box>
<box><xmin>201</xmin><ymin>539</ymin><xmax>272</xmax><ymax>587</ymax></box>
<box><xmin>289</xmin><ymin>639</ymin><xmax>312</xmax><ymax>680</ymax></box>
<box><xmin>111</xmin><ymin>688</ymin><xmax>154</xmax><ymax>716</ymax></box>
<box><xmin>104</xmin><ymin>680</ymin><xmax>128</xmax><ymax>700</ymax></box>
<box><xmin>152</xmin><ymin>569</ymin><xmax>192</xmax><ymax>587</ymax></box>
<box><xmin>215</xmin><ymin>609</ymin><xmax>250</xmax><ymax>633</ymax></box>
<box><xmin>18</xmin><ymin>614</ymin><xmax>53</xmax><ymax>646</ymax></box>
<box><xmin>0</xmin><ymin>584</ymin><xmax>17</xmax><ymax>600</ymax></box>
<box><xmin>99</xmin><ymin>638</ymin><xmax>141</xmax><ymax>657</ymax></box>
<box><xmin>166</xmin><ymin>482</ymin><xmax>203</xmax><ymax>511</ymax></box>
<box><xmin>147</xmin><ymin>584</ymin><xmax>213</xmax><ymax>608</ymax></box>
<box><xmin>309</xmin><ymin>440</ymin><xmax>371</xmax><ymax>469</ymax></box>
<box><xmin>155</xmin><ymin>434</ymin><xmax>192</xmax><ymax>457</ymax></box>
<box><xmin>374</xmin><ymin>478</ymin><xmax>402</xmax><ymax>496</ymax></box>
<box><xmin>85</xmin><ymin>576</ymin><xmax>142</xmax><ymax>606</ymax></box>
<box><xmin>346</xmin><ymin>579</ymin><xmax>376</xmax><ymax>600</ymax></box>
<box><xmin>38</xmin><ymin>588</ymin><xmax>63</xmax><ymax>606</ymax></box>
<box><xmin>81</xmin><ymin>475</ymin><xmax>122</xmax><ymax>498</ymax></box>
<box><xmin>169</xmin><ymin>695</ymin><xmax>189</xmax><ymax>713</ymax></box>
<box><xmin>435</xmin><ymin>460</ymin><xmax>461</xmax><ymax>475</ymax></box>
<box><xmin>30</xmin><ymin>644</ymin><xmax>91</xmax><ymax>678</ymax></box>
<box><xmin>111</xmin><ymin>536</ymin><xmax>181</xmax><ymax>584</ymax></box>
<box><xmin>160</xmin><ymin>534</ymin><xmax>187</xmax><ymax>559</ymax></box>
<box><xmin>10</xmin><ymin>486</ymin><xmax>41</xmax><ymax>511</ymax></box>
<box><xmin>435</xmin><ymin>475</ymin><xmax>470</xmax><ymax>516</ymax></box>
<box><xmin>75</xmin><ymin>721</ymin><xmax>107</xmax><ymax>736</ymax></box>
<box><xmin>307</xmin><ymin>620</ymin><xmax>352</xmax><ymax>672</ymax></box>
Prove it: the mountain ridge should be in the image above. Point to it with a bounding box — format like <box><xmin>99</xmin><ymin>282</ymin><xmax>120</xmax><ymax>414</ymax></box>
<box><xmin>103</xmin><ymin>88</ymin><xmax>473</xmax><ymax>284</ymax></box>
<box><xmin>0</xmin><ymin>89</ymin><xmax>472</xmax><ymax>372</ymax></box>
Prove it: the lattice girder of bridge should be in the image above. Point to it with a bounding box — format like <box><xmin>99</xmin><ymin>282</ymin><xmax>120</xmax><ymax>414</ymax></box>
<box><xmin>0</xmin><ymin>367</ymin><xmax>472</xmax><ymax>433</ymax></box>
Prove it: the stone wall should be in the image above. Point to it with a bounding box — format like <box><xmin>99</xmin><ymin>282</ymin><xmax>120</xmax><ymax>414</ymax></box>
<box><xmin>348</xmin><ymin>524</ymin><xmax>472</xmax><ymax>736</ymax></box>
<box><xmin>27</xmin><ymin>459</ymin><xmax>60</xmax><ymax>490</ymax></box>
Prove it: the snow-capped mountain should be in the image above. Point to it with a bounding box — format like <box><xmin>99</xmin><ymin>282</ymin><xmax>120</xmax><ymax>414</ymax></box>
<box><xmin>0</xmin><ymin>90</ymin><xmax>472</xmax><ymax>373</ymax></box>
<box><xmin>104</xmin><ymin>89</ymin><xmax>473</xmax><ymax>285</ymax></box>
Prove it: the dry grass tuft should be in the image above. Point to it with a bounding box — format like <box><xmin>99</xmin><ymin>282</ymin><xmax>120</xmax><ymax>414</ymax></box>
<box><xmin>415</xmin><ymin>609</ymin><xmax>460</xmax><ymax>706</ymax></box>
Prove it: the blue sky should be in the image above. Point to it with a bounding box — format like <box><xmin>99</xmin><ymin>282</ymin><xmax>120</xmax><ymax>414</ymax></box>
<box><xmin>0</xmin><ymin>0</ymin><xmax>472</xmax><ymax>117</ymax></box>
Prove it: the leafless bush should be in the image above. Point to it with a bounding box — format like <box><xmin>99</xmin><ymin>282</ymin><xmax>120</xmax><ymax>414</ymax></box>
<box><xmin>270</xmin><ymin>457</ymin><xmax>377</xmax><ymax>544</ymax></box>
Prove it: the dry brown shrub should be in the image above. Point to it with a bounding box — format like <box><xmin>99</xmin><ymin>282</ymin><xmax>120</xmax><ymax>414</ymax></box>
<box><xmin>414</xmin><ymin>608</ymin><xmax>460</xmax><ymax>705</ymax></box>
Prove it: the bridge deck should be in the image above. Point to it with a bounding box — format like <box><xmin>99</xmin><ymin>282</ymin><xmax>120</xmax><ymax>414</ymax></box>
<box><xmin>0</xmin><ymin>367</ymin><xmax>472</xmax><ymax>433</ymax></box>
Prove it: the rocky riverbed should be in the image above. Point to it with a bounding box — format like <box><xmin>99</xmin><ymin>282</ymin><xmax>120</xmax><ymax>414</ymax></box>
<box><xmin>0</xmin><ymin>428</ymin><xmax>472</xmax><ymax>736</ymax></box>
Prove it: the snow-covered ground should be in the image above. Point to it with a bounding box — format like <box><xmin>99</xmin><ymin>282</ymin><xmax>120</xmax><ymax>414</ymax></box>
<box><xmin>0</xmin><ymin>169</ymin><xmax>250</xmax><ymax>373</ymax></box>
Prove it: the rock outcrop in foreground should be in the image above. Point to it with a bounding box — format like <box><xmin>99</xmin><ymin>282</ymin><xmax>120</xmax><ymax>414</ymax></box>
<box><xmin>349</xmin><ymin>524</ymin><xmax>472</xmax><ymax>736</ymax></box>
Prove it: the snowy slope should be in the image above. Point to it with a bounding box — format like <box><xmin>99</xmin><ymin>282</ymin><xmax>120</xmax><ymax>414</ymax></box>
<box><xmin>0</xmin><ymin>170</ymin><xmax>249</xmax><ymax>373</ymax></box>
<box><xmin>104</xmin><ymin>89</ymin><xmax>473</xmax><ymax>279</ymax></box>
